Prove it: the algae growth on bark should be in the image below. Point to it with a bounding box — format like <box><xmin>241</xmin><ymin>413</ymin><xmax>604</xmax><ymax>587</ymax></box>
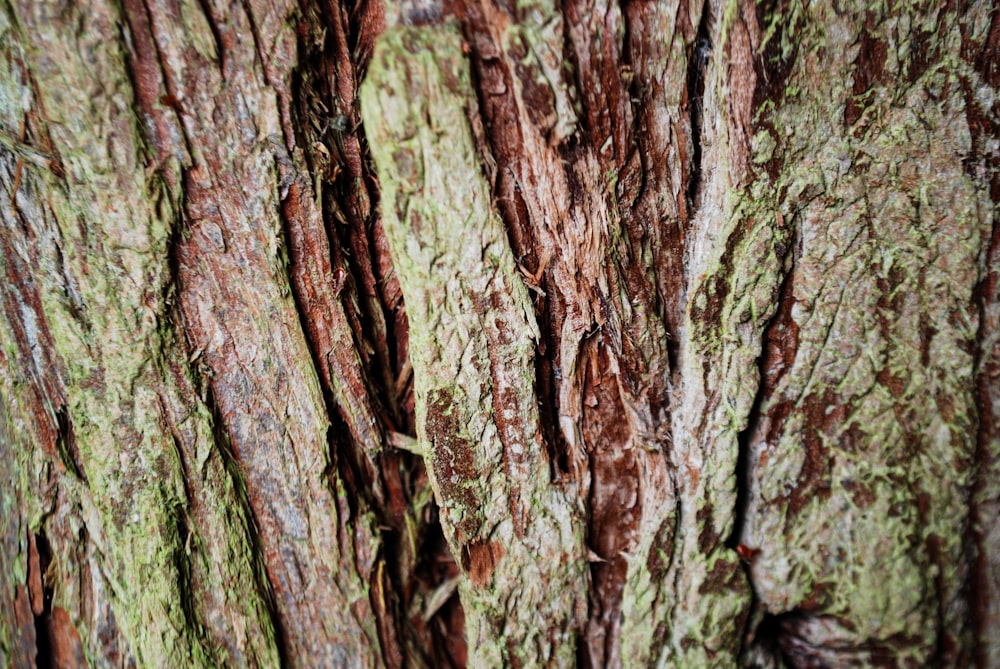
<box><xmin>1</xmin><ymin>0</ymin><xmax>997</xmax><ymax>667</ymax></box>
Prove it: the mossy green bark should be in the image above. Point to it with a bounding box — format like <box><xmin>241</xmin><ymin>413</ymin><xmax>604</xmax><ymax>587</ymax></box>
<box><xmin>0</xmin><ymin>1</ymin><xmax>281</xmax><ymax>666</ymax></box>
<box><xmin>737</xmin><ymin>1</ymin><xmax>994</xmax><ymax>663</ymax></box>
<box><xmin>2</xmin><ymin>0</ymin><xmax>995</xmax><ymax>665</ymax></box>
<box><xmin>362</xmin><ymin>23</ymin><xmax>588</xmax><ymax>668</ymax></box>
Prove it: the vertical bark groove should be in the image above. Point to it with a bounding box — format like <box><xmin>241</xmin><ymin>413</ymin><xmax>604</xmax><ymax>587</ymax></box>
<box><xmin>963</xmin><ymin>2</ymin><xmax>1000</xmax><ymax>666</ymax></box>
<box><xmin>361</xmin><ymin>25</ymin><xmax>588</xmax><ymax>665</ymax></box>
<box><xmin>2</xmin><ymin>0</ymin><xmax>998</xmax><ymax>667</ymax></box>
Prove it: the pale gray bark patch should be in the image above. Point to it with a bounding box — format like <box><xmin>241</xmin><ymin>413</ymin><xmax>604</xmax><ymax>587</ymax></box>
<box><xmin>739</xmin><ymin>2</ymin><xmax>994</xmax><ymax>665</ymax></box>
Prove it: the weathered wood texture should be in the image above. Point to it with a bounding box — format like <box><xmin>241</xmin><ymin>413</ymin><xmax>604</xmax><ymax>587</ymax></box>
<box><xmin>0</xmin><ymin>0</ymin><xmax>997</xmax><ymax>667</ymax></box>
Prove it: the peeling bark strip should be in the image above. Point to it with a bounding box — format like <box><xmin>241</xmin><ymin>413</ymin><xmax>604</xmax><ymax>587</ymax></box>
<box><xmin>2</xmin><ymin>0</ymin><xmax>1000</xmax><ymax>665</ymax></box>
<box><xmin>1</xmin><ymin>0</ymin><xmax>282</xmax><ymax>666</ymax></box>
<box><xmin>2</xmin><ymin>0</ymin><xmax>395</xmax><ymax>666</ymax></box>
<box><xmin>361</xmin><ymin>24</ymin><xmax>588</xmax><ymax>667</ymax></box>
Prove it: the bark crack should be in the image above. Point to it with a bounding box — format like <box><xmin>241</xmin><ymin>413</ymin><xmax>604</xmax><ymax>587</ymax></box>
<box><xmin>731</xmin><ymin>252</ymin><xmax>796</xmax><ymax>661</ymax></box>
<box><xmin>684</xmin><ymin>0</ymin><xmax>712</xmax><ymax>216</ymax></box>
<box><xmin>54</xmin><ymin>405</ymin><xmax>85</xmax><ymax>484</ymax></box>
<box><xmin>197</xmin><ymin>373</ymin><xmax>291</xmax><ymax>668</ymax></box>
<box><xmin>27</xmin><ymin>530</ymin><xmax>54</xmax><ymax>669</ymax></box>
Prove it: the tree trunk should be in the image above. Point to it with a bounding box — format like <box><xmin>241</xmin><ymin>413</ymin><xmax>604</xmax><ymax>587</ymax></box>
<box><xmin>0</xmin><ymin>0</ymin><xmax>996</xmax><ymax>667</ymax></box>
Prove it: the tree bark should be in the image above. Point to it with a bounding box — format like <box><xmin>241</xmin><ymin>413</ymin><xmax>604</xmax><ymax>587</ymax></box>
<box><xmin>0</xmin><ymin>0</ymin><xmax>996</xmax><ymax>667</ymax></box>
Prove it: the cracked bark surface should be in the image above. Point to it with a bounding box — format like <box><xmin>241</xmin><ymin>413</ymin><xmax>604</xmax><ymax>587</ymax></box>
<box><xmin>0</xmin><ymin>0</ymin><xmax>997</xmax><ymax>667</ymax></box>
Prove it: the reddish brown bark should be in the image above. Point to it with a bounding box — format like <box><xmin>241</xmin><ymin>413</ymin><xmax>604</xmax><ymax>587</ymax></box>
<box><xmin>1</xmin><ymin>0</ymin><xmax>997</xmax><ymax>667</ymax></box>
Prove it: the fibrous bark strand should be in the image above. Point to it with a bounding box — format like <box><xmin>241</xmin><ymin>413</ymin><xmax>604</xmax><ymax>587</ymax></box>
<box><xmin>1</xmin><ymin>0</ymin><xmax>998</xmax><ymax>667</ymax></box>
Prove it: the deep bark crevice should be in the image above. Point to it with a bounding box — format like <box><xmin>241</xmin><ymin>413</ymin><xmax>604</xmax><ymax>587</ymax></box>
<box><xmin>192</xmin><ymin>0</ymin><xmax>228</xmax><ymax>76</ymax></box>
<box><xmin>160</xmin><ymin>418</ymin><xmax>205</xmax><ymax>657</ymax></box>
<box><xmin>556</xmin><ymin>0</ymin><xmax>587</xmax><ymax>145</ymax></box>
<box><xmin>285</xmin><ymin>5</ymin><xmax>465</xmax><ymax>663</ymax></box>
<box><xmin>748</xmin><ymin>610</ymin><xmax>806</xmax><ymax>668</ymax></box>
<box><xmin>684</xmin><ymin>0</ymin><xmax>712</xmax><ymax>215</ymax></box>
<box><xmin>299</xmin><ymin>5</ymin><xmax>401</xmax><ymax>418</ymax></box>
<box><xmin>416</xmin><ymin>516</ymin><xmax>466</xmax><ymax>668</ymax></box>
<box><xmin>461</xmin><ymin>29</ymin><xmax>574</xmax><ymax>489</ymax></box>
<box><xmin>969</xmin><ymin>213</ymin><xmax>999</xmax><ymax>669</ymax></box>
<box><xmin>732</xmin><ymin>285</ymin><xmax>794</xmax><ymax>664</ymax></box>
<box><xmin>458</xmin><ymin>7</ymin><xmax>576</xmax><ymax>480</ymax></box>
<box><xmin>29</xmin><ymin>531</ymin><xmax>54</xmax><ymax>669</ymax></box>
<box><xmin>729</xmin><ymin>364</ymin><xmax>765</xmax><ymax>655</ymax></box>
<box><xmin>959</xmin><ymin>10</ymin><xmax>1000</xmax><ymax>666</ymax></box>
<box><xmin>168</xmin><ymin>507</ymin><xmax>200</xmax><ymax>656</ymax></box>
<box><xmin>54</xmin><ymin>405</ymin><xmax>85</xmax><ymax>484</ymax></box>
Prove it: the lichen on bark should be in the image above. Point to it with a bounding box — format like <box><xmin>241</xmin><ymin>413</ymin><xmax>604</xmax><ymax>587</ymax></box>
<box><xmin>361</xmin><ymin>23</ymin><xmax>588</xmax><ymax>667</ymax></box>
<box><xmin>0</xmin><ymin>1</ymin><xmax>281</xmax><ymax>666</ymax></box>
<box><xmin>2</xmin><ymin>0</ymin><xmax>998</xmax><ymax>665</ymax></box>
<box><xmin>738</xmin><ymin>1</ymin><xmax>996</xmax><ymax>664</ymax></box>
